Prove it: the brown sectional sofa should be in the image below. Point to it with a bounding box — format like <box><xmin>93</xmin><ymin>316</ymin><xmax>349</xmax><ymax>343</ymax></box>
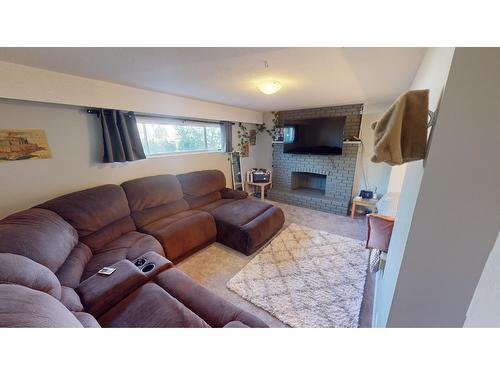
<box><xmin>0</xmin><ymin>169</ymin><xmax>285</xmax><ymax>328</ymax></box>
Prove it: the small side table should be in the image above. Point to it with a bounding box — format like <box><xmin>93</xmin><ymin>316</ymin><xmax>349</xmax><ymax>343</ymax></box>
<box><xmin>246</xmin><ymin>181</ymin><xmax>272</xmax><ymax>201</ymax></box>
<box><xmin>351</xmin><ymin>197</ymin><xmax>379</xmax><ymax>218</ymax></box>
<box><xmin>245</xmin><ymin>170</ymin><xmax>272</xmax><ymax>201</ymax></box>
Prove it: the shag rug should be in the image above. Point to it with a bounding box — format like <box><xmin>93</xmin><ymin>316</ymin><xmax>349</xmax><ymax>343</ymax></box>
<box><xmin>227</xmin><ymin>223</ymin><xmax>369</xmax><ymax>328</ymax></box>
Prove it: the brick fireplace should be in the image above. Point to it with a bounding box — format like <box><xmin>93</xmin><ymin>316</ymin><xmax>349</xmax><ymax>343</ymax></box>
<box><xmin>268</xmin><ymin>104</ymin><xmax>362</xmax><ymax>215</ymax></box>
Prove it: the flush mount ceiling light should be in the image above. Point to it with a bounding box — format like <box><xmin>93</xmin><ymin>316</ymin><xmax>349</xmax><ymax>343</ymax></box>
<box><xmin>258</xmin><ymin>80</ymin><xmax>282</xmax><ymax>95</ymax></box>
<box><xmin>257</xmin><ymin>60</ymin><xmax>282</xmax><ymax>95</ymax></box>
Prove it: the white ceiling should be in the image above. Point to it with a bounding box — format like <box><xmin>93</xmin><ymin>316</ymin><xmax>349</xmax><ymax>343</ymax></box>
<box><xmin>0</xmin><ymin>48</ymin><xmax>426</xmax><ymax>112</ymax></box>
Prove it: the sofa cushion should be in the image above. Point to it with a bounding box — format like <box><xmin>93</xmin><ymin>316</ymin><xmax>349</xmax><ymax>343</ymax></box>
<box><xmin>0</xmin><ymin>284</ymin><xmax>83</xmax><ymax>328</ymax></box>
<box><xmin>211</xmin><ymin>199</ymin><xmax>285</xmax><ymax>255</ymax></box>
<box><xmin>122</xmin><ymin>174</ymin><xmax>191</xmax><ymax>227</ymax></box>
<box><xmin>130</xmin><ymin>200</ymin><xmax>189</xmax><ymax>228</ymax></box>
<box><xmin>183</xmin><ymin>191</ymin><xmax>222</xmax><ymax>209</ymax></box>
<box><xmin>0</xmin><ymin>208</ymin><xmax>78</xmax><ymax>273</ymax></box>
<box><xmin>140</xmin><ymin>210</ymin><xmax>216</xmax><ymax>261</ymax></box>
<box><xmin>82</xmin><ymin>231</ymin><xmax>164</xmax><ymax>281</ymax></box>
<box><xmin>220</xmin><ymin>188</ymin><xmax>248</xmax><ymax>200</ymax></box>
<box><xmin>211</xmin><ymin>199</ymin><xmax>273</xmax><ymax>226</ymax></box>
<box><xmin>98</xmin><ymin>282</ymin><xmax>210</xmax><ymax>328</ymax></box>
<box><xmin>122</xmin><ymin>175</ymin><xmax>185</xmax><ymax>211</ymax></box>
<box><xmin>177</xmin><ymin>170</ymin><xmax>226</xmax><ymax>197</ymax></box>
<box><xmin>37</xmin><ymin>185</ymin><xmax>135</xmax><ymax>251</ymax></box>
<box><xmin>0</xmin><ymin>253</ymin><xmax>62</xmax><ymax>299</ymax></box>
<box><xmin>197</xmin><ymin>198</ymin><xmax>235</xmax><ymax>212</ymax></box>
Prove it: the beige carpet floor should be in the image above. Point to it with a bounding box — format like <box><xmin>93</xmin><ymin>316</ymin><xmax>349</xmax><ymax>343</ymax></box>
<box><xmin>177</xmin><ymin>199</ymin><xmax>370</xmax><ymax>328</ymax></box>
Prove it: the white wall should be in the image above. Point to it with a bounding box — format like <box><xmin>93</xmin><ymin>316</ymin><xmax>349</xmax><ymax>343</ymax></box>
<box><xmin>0</xmin><ymin>61</ymin><xmax>262</xmax><ymax>124</ymax></box>
<box><xmin>373</xmin><ymin>48</ymin><xmax>455</xmax><ymax>327</ymax></box>
<box><xmin>0</xmin><ymin>61</ymin><xmax>266</xmax><ymax>219</ymax></box>
<box><xmin>0</xmin><ymin>98</ymin><xmax>238</xmax><ymax>218</ymax></box>
<box><xmin>384</xmin><ymin>45</ymin><xmax>464</xmax><ymax>195</ymax></box>
<box><xmin>465</xmin><ymin>231</ymin><xmax>500</xmax><ymax>327</ymax></box>
<box><xmin>231</xmin><ymin>123</ymin><xmax>263</xmax><ymax>177</ymax></box>
<box><xmin>386</xmin><ymin>165</ymin><xmax>407</xmax><ymax>193</ymax></box>
<box><xmin>352</xmin><ymin>111</ymin><xmax>391</xmax><ymax>197</ymax></box>
<box><xmin>376</xmin><ymin>48</ymin><xmax>500</xmax><ymax>327</ymax></box>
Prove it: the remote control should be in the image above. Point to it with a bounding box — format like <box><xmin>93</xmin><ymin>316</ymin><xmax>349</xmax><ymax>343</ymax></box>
<box><xmin>98</xmin><ymin>267</ymin><xmax>116</xmax><ymax>276</ymax></box>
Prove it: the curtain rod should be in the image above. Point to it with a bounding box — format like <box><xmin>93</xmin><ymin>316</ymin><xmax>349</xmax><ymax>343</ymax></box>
<box><xmin>86</xmin><ymin>108</ymin><xmax>263</xmax><ymax>126</ymax></box>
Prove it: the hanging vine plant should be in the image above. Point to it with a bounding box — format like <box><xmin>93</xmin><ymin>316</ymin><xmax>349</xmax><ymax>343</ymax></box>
<box><xmin>236</xmin><ymin>122</ymin><xmax>250</xmax><ymax>150</ymax></box>
<box><xmin>235</xmin><ymin>114</ymin><xmax>280</xmax><ymax>154</ymax></box>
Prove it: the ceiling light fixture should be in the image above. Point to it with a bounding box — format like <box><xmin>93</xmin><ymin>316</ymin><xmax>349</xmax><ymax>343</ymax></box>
<box><xmin>257</xmin><ymin>60</ymin><xmax>282</xmax><ymax>95</ymax></box>
<box><xmin>258</xmin><ymin>80</ymin><xmax>282</xmax><ymax>95</ymax></box>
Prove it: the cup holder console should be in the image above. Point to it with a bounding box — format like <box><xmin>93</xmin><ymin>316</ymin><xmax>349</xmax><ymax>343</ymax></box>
<box><xmin>134</xmin><ymin>258</ymin><xmax>146</xmax><ymax>267</ymax></box>
<box><xmin>131</xmin><ymin>251</ymin><xmax>171</xmax><ymax>277</ymax></box>
<box><xmin>141</xmin><ymin>263</ymin><xmax>155</xmax><ymax>273</ymax></box>
<box><xmin>133</xmin><ymin>257</ymin><xmax>155</xmax><ymax>273</ymax></box>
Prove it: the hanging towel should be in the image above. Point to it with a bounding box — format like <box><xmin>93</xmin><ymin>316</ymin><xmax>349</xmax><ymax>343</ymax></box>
<box><xmin>371</xmin><ymin>89</ymin><xmax>429</xmax><ymax>166</ymax></box>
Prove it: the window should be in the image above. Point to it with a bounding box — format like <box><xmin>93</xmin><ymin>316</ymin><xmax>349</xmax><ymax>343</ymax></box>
<box><xmin>137</xmin><ymin>117</ymin><xmax>224</xmax><ymax>156</ymax></box>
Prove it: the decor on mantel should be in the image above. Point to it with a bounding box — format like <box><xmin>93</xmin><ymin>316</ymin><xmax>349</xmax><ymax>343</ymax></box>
<box><xmin>271</xmin><ymin>111</ymin><xmax>284</xmax><ymax>143</ymax></box>
<box><xmin>98</xmin><ymin>109</ymin><xmax>146</xmax><ymax>163</ymax></box>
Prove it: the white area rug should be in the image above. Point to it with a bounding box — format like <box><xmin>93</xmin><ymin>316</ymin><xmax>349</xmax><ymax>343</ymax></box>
<box><xmin>227</xmin><ymin>223</ymin><xmax>369</xmax><ymax>328</ymax></box>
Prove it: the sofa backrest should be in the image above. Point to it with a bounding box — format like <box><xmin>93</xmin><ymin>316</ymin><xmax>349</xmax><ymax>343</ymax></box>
<box><xmin>121</xmin><ymin>175</ymin><xmax>189</xmax><ymax>228</ymax></box>
<box><xmin>177</xmin><ymin>170</ymin><xmax>227</xmax><ymax>209</ymax></box>
<box><xmin>0</xmin><ymin>208</ymin><xmax>79</xmax><ymax>273</ymax></box>
<box><xmin>37</xmin><ymin>185</ymin><xmax>135</xmax><ymax>252</ymax></box>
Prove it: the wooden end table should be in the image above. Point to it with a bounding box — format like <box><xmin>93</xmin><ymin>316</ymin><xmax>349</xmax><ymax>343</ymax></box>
<box><xmin>351</xmin><ymin>197</ymin><xmax>379</xmax><ymax>218</ymax></box>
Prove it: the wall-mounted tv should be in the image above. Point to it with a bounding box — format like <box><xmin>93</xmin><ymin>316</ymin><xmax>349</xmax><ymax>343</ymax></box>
<box><xmin>283</xmin><ymin>116</ymin><xmax>346</xmax><ymax>155</ymax></box>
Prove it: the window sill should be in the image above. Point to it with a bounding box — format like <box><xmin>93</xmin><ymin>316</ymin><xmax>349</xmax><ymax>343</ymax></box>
<box><xmin>146</xmin><ymin>150</ymin><xmax>227</xmax><ymax>159</ymax></box>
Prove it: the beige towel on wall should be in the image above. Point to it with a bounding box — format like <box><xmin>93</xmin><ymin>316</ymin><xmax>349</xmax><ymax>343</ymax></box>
<box><xmin>371</xmin><ymin>89</ymin><xmax>429</xmax><ymax>166</ymax></box>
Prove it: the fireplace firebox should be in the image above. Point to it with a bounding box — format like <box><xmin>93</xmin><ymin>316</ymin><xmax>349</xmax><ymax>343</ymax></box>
<box><xmin>291</xmin><ymin>172</ymin><xmax>326</xmax><ymax>196</ymax></box>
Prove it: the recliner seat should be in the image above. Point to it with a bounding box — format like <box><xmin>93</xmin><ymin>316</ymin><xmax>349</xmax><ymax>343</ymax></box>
<box><xmin>121</xmin><ymin>175</ymin><xmax>216</xmax><ymax>262</ymax></box>
<box><xmin>36</xmin><ymin>185</ymin><xmax>165</xmax><ymax>282</ymax></box>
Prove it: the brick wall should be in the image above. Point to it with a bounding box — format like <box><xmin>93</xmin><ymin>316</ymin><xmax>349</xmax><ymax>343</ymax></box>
<box><xmin>268</xmin><ymin>104</ymin><xmax>363</xmax><ymax>215</ymax></box>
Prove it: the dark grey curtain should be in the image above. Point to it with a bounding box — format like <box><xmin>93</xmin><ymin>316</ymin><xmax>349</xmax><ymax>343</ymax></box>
<box><xmin>220</xmin><ymin>121</ymin><xmax>233</xmax><ymax>152</ymax></box>
<box><xmin>98</xmin><ymin>109</ymin><xmax>146</xmax><ymax>162</ymax></box>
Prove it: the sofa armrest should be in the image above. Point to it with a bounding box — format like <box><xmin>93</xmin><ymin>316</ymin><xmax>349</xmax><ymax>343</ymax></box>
<box><xmin>154</xmin><ymin>268</ymin><xmax>268</xmax><ymax>327</ymax></box>
<box><xmin>76</xmin><ymin>260</ymin><xmax>146</xmax><ymax>318</ymax></box>
<box><xmin>76</xmin><ymin>252</ymin><xmax>172</xmax><ymax>318</ymax></box>
<box><xmin>220</xmin><ymin>188</ymin><xmax>248</xmax><ymax>200</ymax></box>
<box><xmin>223</xmin><ymin>321</ymin><xmax>249</xmax><ymax>328</ymax></box>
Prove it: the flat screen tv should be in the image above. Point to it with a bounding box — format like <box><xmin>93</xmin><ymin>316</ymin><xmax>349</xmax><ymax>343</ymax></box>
<box><xmin>283</xmin><ymin>116</ymin><xmax>346</xmax><ymax>155</ymax></box>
